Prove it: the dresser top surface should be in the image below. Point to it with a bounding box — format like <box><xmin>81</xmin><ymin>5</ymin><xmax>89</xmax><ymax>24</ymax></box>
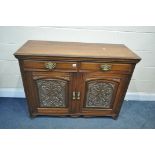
<box><xmin>14</xmin><ymin>40</ymin><xmax>141</xmax><ymax>61</ymax></box>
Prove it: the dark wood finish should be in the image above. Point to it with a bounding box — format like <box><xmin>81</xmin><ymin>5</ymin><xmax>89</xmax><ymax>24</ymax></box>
<box><xmin>23</xmin><ymin>60</ymin><xmax>78</xmax><ymax>72</ymax></box>
<box><xmin>15</xmin><ymin>40</ymin><xmax>141</xmax><ymax>61</ymax></box>
<box><xmin>14</xmin><ymin>40</ymin><xmax>141</xmax><ymax>119</ymax></box>
<box><xmin>79</xmin><ymin>62</ymin><xmax>133</xmax><ymax>73</ymax></box>
<box><xmin>78</xmin><ymin>72</ymin><xmax>130</xmax><ymax>117</ymax></box>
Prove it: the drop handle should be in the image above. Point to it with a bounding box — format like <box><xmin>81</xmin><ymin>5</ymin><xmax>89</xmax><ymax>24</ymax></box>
<box><xmin>45</xmin><ymin>62</ymin><xmax>56</xmax><ymax>70</ymax></box>
<box><xmin>77</xmin><ymin>92</ymin><xmax>80</xmax><ymax>100</ymax></box>
<box><xmin>100</xmin><ymin>64</ymin><xmax>111</xmax><ymax>71</ymax></box>
<box><xmin>72</xmin><ymin>91</ymin><xmax>76</xmax><ymax>100</ymax></box>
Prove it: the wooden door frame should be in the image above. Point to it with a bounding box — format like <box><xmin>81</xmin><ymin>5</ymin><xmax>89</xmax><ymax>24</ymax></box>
<box><xmin>24</xmin><ymin>71</ymin><xmax>75</xmax><ymax>116</ymax></box>
<box><xmin>77</xmin><ymin>72</ymin><xmax>130</xmax><ymax>117</ymax></box>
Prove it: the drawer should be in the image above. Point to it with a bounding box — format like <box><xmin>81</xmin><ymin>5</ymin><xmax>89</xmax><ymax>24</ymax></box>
<box><xmin>79</xmin><ymin>62</ymin><xmax>133</xmax><ymax>73</ymax></box>
<box><xmin>23</xmin><ymin>60</ymin><xmax>78</xmax><ymax>72</ymax></box>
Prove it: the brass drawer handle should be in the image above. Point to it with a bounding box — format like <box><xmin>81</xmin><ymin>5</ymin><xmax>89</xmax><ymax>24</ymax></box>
<box><xmin>100</xmin><ymin>64</ymin><xmax>111</xmax><ymax>71</ymax></box>
<box><xmin>72</xmin><ymin>91</ymin><xmax>76</xmax><ymax>100</ymax></box>
<box><xmin>45</xmin><ymin>62</ymin><xmax>56</xmax><ymax>70</ymax></box>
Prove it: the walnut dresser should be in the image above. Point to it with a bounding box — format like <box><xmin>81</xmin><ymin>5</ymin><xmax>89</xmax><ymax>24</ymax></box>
<box><xmin>14</xmin><ymin>40</ymin><xmax>141</xmax><ymax>119</ymax></box>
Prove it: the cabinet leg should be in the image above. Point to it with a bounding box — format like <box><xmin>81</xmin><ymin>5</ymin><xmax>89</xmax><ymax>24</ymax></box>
<box><xmin>112</xmin><ymin>114</ymin><xmax>119</xmax><ymax>120</ymax></box>
<box><xmin>29</xmin><ymin>113</ymin><xmax>37</xmax><ymax>119</ymax></box>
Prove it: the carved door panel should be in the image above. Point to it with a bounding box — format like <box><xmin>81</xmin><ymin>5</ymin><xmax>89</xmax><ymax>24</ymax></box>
<box><xmin>79</xmin><ymin>72</ymin><xmax>127</xmax><ymax>116</ymax></box>
<box><xmin>36</xmin><ymin>78</ymin><xmax>68</xmax><ymax>108</ymax></box>
<box><xmin>25</xmin><ymin>71</ymin><xmax>75</xmax><ymax>115</ymax></box>
<box><xmin>85</xmin><ymin>80</ymin><xmax>117</xmax><ymax>109</ymax></box>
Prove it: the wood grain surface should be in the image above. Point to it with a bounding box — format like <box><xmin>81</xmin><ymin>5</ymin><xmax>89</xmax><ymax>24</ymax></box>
<box><xmin>14</xmin><ymin>40</ymin><xmax>141</xmax><ymax>61</ymax></box>
<box><xmin>14</xmin><ymin>40</ymin><xmax>141</xmax><ymax>119</ymax></box>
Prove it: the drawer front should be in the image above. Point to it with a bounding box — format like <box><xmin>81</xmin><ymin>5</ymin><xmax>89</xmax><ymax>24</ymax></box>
<box><xmin>23</xmin><ymin>60</ymin><xmax>78</xmax><ymax>72</ymax></box>
<box><xmin>80</xmin><ymin>62</ymin><xmax>133</xmax><ymax>73</ymax></box>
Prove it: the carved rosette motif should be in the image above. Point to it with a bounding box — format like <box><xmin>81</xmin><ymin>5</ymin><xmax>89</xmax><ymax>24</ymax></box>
<box><xmin>85</xmin><ymin>81</ymin><xmax>115</xmax><ymax>108</ymax></box>
<box><xmin>36</xmin><ymin>79</ymin><xmax>67</xmax><ymax>107</ymax></box>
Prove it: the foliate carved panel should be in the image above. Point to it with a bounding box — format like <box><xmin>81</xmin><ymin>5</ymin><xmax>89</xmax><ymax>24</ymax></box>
<box><xmin>85</xmin><ymin>81</ymin><xmax>115</xmax><ymax>108</ymax></box>
<box><xmin>36</xmin><ymin>79</ymin><xmax>67</xmax><ymax>107</ymax></box>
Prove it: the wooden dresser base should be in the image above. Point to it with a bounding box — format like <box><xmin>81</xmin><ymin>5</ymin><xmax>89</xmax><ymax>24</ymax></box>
<box><xmin>14</xmin><ymin>40</ymin><xmax>141</xmax><ymax>119</ymax></box>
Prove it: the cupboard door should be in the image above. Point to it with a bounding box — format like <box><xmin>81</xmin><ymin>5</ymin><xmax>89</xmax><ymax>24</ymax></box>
<box><xmin>24</xmin><ymin>71</ymin><xmax>74</xmax><ymax>116</ymax></box>
<box><xmin>79</xmin><ymin>72</ymin><xmax>129</xmax><ymax>117</ymax></box>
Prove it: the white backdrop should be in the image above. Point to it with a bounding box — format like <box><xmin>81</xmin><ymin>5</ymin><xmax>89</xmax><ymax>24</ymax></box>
<box><xmin>0</xmin><ymin>26</ymin><xmax>155</xmax><ymax>100</ymax></box>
